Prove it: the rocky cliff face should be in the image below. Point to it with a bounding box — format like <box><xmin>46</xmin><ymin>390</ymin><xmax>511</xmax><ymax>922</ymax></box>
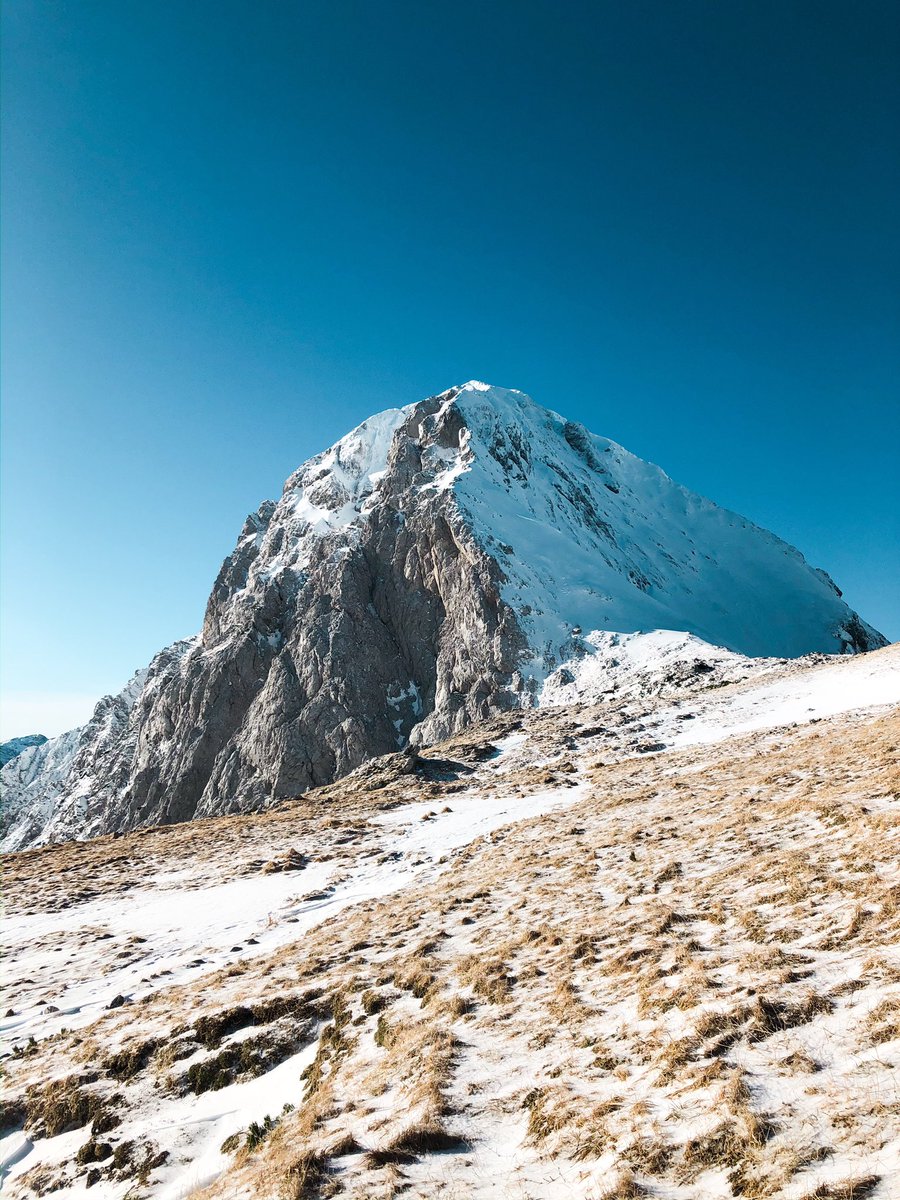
<box><xmin>0</xmin><ymin>641</ymin><xmax>196</xmax><ymax>848</ymax></box>
<box><xmin>1</xmin><ymin>382</ymin><xmax>886</xmax><ymax>849</ymax></box>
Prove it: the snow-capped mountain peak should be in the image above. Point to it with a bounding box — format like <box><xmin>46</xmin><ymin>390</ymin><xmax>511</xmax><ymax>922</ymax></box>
<box><xmin>1</xmin><ymin>382</ymin><xmax>886</xmax><ymax>849</ymax></box>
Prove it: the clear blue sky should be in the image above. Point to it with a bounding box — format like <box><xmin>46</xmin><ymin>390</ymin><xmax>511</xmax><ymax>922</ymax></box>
<box><xmin>2</xmin><ymin>0</ymin><xmax>898</xmax><ymax>737</ymax></box>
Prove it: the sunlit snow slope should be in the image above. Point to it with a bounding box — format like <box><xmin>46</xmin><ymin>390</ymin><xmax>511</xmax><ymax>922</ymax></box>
<box><xmin>445</xmin><ymin>383</ymin><xmax>882</xmax><ymax>662</ymax></box>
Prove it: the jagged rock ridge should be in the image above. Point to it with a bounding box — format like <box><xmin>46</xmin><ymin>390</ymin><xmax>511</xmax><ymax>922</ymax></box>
<box><xmin>0</xmin><ymin>382</ymin><xmax>885</xmax><ymax>848</ymax></box>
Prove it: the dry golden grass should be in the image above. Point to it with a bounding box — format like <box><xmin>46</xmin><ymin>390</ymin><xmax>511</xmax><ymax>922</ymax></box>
<box><xmin>3</xmin><ymin>701</ymin><xmax>898</xmax><ymax>1199</ymax></box>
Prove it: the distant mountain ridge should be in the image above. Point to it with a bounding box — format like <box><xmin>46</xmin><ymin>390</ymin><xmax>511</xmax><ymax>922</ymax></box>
<box><xmin>0</xmin><ymin>734</ymin><xmax>48</xmax><ymax>768</ymax></box>
<box><xmin>1</xmin><ymin>382</ymin><xmax>885</xmax><ymax>850</ymax></box>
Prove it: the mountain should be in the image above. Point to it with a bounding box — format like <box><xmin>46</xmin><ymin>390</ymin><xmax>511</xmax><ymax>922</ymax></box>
<box><xmin>0</xmin><ymin>382</ymin><xmax>885</xmax><ymax>850</ymax></box>
<box><xmin>0</xmin><ymin>734</ymin><xmax>47</xmax><ymax>768</ymax></box>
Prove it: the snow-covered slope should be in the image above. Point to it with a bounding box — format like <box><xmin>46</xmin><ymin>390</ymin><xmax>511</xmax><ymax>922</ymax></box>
<box><xmin>3</xmin><ymin>651</ymin><xmax>898</xmax><ymax>1200</ymax></box>
<box><xmin>207</xmin><ymin>382</ymin><xmax>882</xmax><ymax>667</ymax></box>
<box><xmin>540</xmin><ymin>629</ymin><xmax>762</xmax><ymax>706</ymax></box>
<box><xmin>0</xmin><ymin>382</ymin><xmax>885</xmax><ymax>849</ymax></box>
<box><xmin>443</xmin><ymin>384</ymin><xmax>880</xmax><ymax>661</ymax></box>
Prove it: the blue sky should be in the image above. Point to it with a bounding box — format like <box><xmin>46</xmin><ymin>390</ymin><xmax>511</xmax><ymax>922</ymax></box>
<box><xmin>2</xmin><ymin>0</ymin><xmax>898</xmax><ymax>737</ymax></box>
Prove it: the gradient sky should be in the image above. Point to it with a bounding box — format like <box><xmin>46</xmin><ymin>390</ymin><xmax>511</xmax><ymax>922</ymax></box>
<box><xmin>2</xmin><ymin>0</ymin><xmax>898</xmax><ymax>738</ymax></box>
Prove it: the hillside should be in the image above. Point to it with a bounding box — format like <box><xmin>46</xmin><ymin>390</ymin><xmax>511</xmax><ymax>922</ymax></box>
<box><xmin>2</xmin><ymin>644</ymin><xmax>898</xmax><ymax>1200</ymax></box>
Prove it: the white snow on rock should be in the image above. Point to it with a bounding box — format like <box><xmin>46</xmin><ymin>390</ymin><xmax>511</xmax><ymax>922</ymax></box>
<box><xmin>198</xmin><ymin>378</ymin><xmax>885</xmax><ymax>670</ymax></box>
<box><xmin>248</xmin><ymin>406</ymin><xmax>411</xmax><ymax>578</ymax></box>
<box><xmin>445</xmin><ymin>383</ymin><xmax>882</xmax><ymax>667</ymax></box>
<box><xmin>543</xmin><ymin>631</ymin><xmax>900</xmax><ymax>754</ymax></box>
<box><xmin>540</xmin><ymin>628</ymin><xmax>756</xmax><ymax>706</ymax></box>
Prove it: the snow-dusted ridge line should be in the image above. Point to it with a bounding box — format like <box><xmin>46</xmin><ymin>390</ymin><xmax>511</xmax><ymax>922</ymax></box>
<box><xmin>0</xmin><ymin>735</ymin><xmax>48</xmax><ymax>768</ymax></box>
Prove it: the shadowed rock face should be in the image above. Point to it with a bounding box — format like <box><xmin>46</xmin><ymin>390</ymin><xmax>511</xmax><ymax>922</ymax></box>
<box><xmin>125</xmin><ymin>417</ymin><xmax>527</xmax><ymax>827</ymax></box>
<box><xmin>1</xmin><ymin>383</ymin><xmax>885</xmax><ymax>848</ymax></box>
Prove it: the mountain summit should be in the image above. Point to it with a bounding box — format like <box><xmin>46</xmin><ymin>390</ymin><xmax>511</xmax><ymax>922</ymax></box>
<box><xmin>1</xmin><ymin>382</ymin><xmax>885</xmax><ymax>848</ymax></box>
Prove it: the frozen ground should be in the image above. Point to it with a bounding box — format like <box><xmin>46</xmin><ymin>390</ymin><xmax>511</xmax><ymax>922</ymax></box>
<box><xmin>1</xmin><ymin>779</ymin><xmax>587</xmax><ymax>1052</ymax></box>
<box><xmin>663</xmin><ymin>636</ymin><xmax>900</xmax><ymax>747</ymax></box>
<box><xmin>2</xmin><ymin>643</ymin><xmax>898</xmax><ymax>1200</ymax></box>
